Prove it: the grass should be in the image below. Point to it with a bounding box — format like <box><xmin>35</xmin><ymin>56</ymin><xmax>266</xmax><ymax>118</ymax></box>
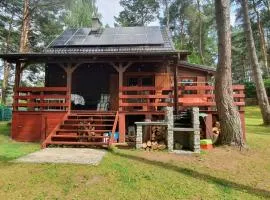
<box><xmin>0</xmin><ymin>106</ymin><xmax>269</xmax><ymax>199</ymax></box>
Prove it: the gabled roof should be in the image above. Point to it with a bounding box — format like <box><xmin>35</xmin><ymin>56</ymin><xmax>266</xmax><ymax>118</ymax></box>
<box><xmin>45</xmin><ymin>26</ymin><xmax>175</xmax><ymax>54</ymax></box>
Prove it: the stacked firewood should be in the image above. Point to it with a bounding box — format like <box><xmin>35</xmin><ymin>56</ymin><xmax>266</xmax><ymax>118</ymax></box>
<box><xmin>142</xmin><ymin>125</ymin><xmax>167</xmax><ymax>151</ymax></box>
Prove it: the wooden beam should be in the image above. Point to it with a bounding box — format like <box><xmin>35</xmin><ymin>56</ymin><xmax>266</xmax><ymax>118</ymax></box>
<box><xmin>110</xmin><ymin>62</ymin><xmax>133</xmax><ymax>112</ymax></box>
<box><xmin>64</xmin><ymin>64</ymin><xmax>78</xmax><ymax>112</ymax></box>
<box><xmin>173</xmin><ymin>64</ymin><xmax>179</xmax><ymax>114</ymax></box>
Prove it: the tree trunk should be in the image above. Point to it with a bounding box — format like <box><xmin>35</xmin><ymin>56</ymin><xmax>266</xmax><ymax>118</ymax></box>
<box><xmin>19</xmin><ymin>0</ymin><xmax>30</xmax><ymax>53</ymax></box>
<box><xmin>241</xmin><ymin>0</ymin><xmax>270</xmax><ymax>125</ymax></box>
<box><xmin>2</xmin><ymin>61</ymin><xmax>11</xmax><ymax>104</ymax></box>
<box><xmin>197</xmin><ymin>0</ymin><xmax>205</xmax><ymax>64</ymax></box>
<box><xmin>252</xmin><ymin>0</ymin><xmax>269</xmax><ymax>77</ymax></box>
<box><xmin>214</xmin><ymin>0</ymin><xmax>244</xmax><ymax>146</ymax></box>
<box><xmin>164</xmin><ymin>0</ymin><xmax>170</xmax><ymax>29</ymax></box>
<box><xmin>1</xmin><ymin>6</ymin><xmax>15</xmax><ymax>104</ymax></box>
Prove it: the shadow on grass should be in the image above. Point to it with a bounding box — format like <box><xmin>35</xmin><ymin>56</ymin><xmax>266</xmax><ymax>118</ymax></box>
<box><xmin>111</xmin><ymin>150</ymin><xmax>270</xmax><ymax>199</ymax></box>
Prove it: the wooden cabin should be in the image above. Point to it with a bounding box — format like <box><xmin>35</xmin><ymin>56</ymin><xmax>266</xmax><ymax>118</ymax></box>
<box><xmin>0</xmin><ymin>21</ymin><xmax>245</xmax><ymax>148</ymax></box>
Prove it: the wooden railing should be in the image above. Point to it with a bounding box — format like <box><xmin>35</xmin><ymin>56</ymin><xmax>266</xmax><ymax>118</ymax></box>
<box><xmin>109</xmin><ymin>111</ymin><xmax>119</xmax><ymax>145</ymax></box>
<box><xmin>13</xmin><ymin>87</ymin><xmax>70</xmax><ymax>111</ymax></box>
<box><xmin>179</xmin><ymin>85</ymin><xmax>245</xmax><ymax>110</ymax></box>
<box><xmin>119</xmin><ymin>86</ymin><xmax>173</xmax><ymax>111</ymax></box>
<box><xmin>119</xmin><ymin>85</ymin><xmax>245</xmax><ymax>112</ymax></box>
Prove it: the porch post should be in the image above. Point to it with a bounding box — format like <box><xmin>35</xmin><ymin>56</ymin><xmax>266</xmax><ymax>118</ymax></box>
<box><xmin>62</xmin><ymin>64</ymin><xmax>78</xmax><ymax>113</ymax></box>
<box><xmin>110</xmin><ymin>62</ymin><xmax>132</xmax><ymax>143</ymax></box>
<box><xmin>173</xmin><ymin>64</ymin><xmax>179</xmax><ymax>114</ymax></box>
<box><xmin>205</xmin><ymin>113</ymin><xmax>213</xmax><ymax>139</ymax></box>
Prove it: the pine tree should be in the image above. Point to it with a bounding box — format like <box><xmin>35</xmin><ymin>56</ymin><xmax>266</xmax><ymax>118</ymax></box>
<box><xmin>115</xmin><ymin>0</ymin><xmax>159</xmax><ymax>26</ymax></box>
<box><xmin>214</xmin><ymin>0</ymin><xmax>244</xmax><ymax>146</ymax></box>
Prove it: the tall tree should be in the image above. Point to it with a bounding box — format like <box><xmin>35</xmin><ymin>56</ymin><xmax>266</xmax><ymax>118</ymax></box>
<box><xmin>64</xmin><ymin>0</ymin><xmax>100</xmax><ymax>28</ymax></box>
<box><xmin>159</xmin><ymin>0</ymin><xmax>173</xmax><ymax>29</ymax></box>
<box><xmin>251</xmin><ymin>0</ymin><xmax>269</xmax><ymax>77</ymax></box>
<box><xmin>19</xmin><ymin>0</ymin><xmax>30</xmax><ymax>53</ymax></box>
<box><xmin>115</xmin><ymin>0</ymin><xmax>159</xmax><ymax>26</ymax></box>
<box><xmin>240</xmin><ymin>0</ymin><xmax>270</xmax><ymax>124</ymax></box>
<box><xmin>214</xmin><ymin>0</ymin><xmax>244</xmax><ymax>146</ymax></box>
<box><xmin>0</xmin><ymin>0</ymin><xmax>22</xmax><ymax>104</ymax></box>
<box><xmin>196</xmin><ymin>0</ymin><xmax>205</xmax><ymax>64</ymax></box>
<box><xmin>162</xmin><ymin>0</ymin><xmax>217</xmax><ymax>65</ymax></box>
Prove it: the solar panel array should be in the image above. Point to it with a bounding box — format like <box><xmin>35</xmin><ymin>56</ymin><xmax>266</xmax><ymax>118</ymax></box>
<box><xmin>51</xmin><ymin>26</ymin><xmax>165</xmax><ymax>47</ymax></box>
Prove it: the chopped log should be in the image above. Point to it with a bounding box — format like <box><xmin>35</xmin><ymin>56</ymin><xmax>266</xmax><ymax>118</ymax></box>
<box><xmin>147</xmin><ymin>140</ymin><xmax>152</xmax><ymax>147</ymax></box>
<box><xmin>152</xmin><ymin>141</ymin><xmax>158</xmax><ymax>150</ymax></box>
<box><xmin>157</xmin><ymin>144</ymin><xmax>166</xmax><ymax>150</ymax></box>
<box><xmin>142</xmin><ymin>143</ymin><xmax>147</xmax><ymax>149</ymax></box>
<box><xmin>145</xmin><ymin>146</ymin><xmax>151</xmax><ymax>152</ymax></box>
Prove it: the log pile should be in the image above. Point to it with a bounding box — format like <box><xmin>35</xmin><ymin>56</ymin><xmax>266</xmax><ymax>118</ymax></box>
<box><xmin>142</xmin><ymin>125</ymin><xmax>167</xmax><ymax>151</ymax></box>
<box><xmin>142</xmin><ymin>140</ymin><xmax>166</xmax><ymax>151</ymax></box>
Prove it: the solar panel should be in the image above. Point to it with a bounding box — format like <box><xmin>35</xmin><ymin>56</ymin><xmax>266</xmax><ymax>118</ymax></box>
<box><xmin>51</xmin><ymin>26</ymin><xmax>164</xmax><ymax>47</ymax></box>
<box><xmin>51</xmin><ymin>29</ymin><xmax>78</xmax><ymax>46</ymax></box>
<box><xmin>67</xmin><ymin>35</ymin><xmax>87</xmax><ymax>45</ymax></box>
<box><xmin>75</xmin><ymin>28</ymin><xmax>90</xmax><ymax>36</ymax></box>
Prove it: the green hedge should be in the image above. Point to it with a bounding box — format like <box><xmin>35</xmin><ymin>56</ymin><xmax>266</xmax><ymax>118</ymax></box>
<box><xmin>243</xmin><ymin>79</ymin><xmax>270</xmax><ymax>98</ymax></box>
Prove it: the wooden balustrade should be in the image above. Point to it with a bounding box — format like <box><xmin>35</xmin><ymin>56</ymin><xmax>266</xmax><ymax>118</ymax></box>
<box><xmin>13</xmin><ymin>87</ymin><xmax>69</xmax><ymax>111</ymax></box>
<box><xmin>180</xmin><ymin>85</ymin><xmax>245</xmax><ymax>110</ymax></box>
<box><xmin>119</xmin><ymin>86</ymin><xmax>173</xmax><ymax>111</ymax></box>
<box><xmin>119</xmin><ymin>84</ymin><xmax>245</xmax><ymax>112</ymax></box>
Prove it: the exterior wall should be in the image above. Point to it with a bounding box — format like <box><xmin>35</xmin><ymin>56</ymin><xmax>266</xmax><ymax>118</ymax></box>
<box><xmin>12</xmin><ymin>111</ymin><xmax>66</xmax><ymax>142</ymax></box>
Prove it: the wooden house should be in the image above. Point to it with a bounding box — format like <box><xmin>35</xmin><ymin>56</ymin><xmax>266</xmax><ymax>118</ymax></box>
<box><xmin>0</xmin><ymin>20</ymin><xmax>245</xmax><ymax>148</ymax></box>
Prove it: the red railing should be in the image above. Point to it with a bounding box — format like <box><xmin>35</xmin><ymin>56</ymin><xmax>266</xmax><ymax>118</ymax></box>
<box><xmin>119</xmin><ymin>85</ymin><xmax>245</xmax><ymax>111</ymax></box>
<box><xmin>109</xmin><ymin>111</ymin><xmax>119</xmax><ymax>145</ymax></box>
<box><xmin>180</xmin><ymin>85</ymin><xmax>245</xmax><ymax>109</ymax></box>
<box><xmin>119</xmin><ymin>86</ymin><xmax>173</xmax><ymax>111</ymax></box>
<box><xmin>13</xmin><ymin>87</ymin><xmax>70</xmax><ymax>111</ymax></box>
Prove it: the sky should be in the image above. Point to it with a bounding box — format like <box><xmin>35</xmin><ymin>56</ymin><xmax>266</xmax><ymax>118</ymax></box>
<box><xmin>96</xmin><ymin>0</ymin><xmax>159</xmax><ymax>27</ymax></box>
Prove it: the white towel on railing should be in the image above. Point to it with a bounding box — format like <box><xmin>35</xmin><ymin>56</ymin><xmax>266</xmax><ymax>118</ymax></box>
<box><xmin>71</xmin><ymin>94</ymin><xmax>85</xmax><ymax>105</ymax></box>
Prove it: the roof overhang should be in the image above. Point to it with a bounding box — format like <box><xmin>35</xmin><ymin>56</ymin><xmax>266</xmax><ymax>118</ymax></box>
<box><xmin>0</xmin><ymin>50</ymin><xmax>190</xmax><ymax>64</ymax></box>
<box><xmin>178</xmin><ymin>61</ymin><xmax>216</xmax><ymax>74</ymax></box>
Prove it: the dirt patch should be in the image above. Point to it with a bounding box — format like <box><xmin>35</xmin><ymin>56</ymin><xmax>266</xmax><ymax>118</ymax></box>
<box><xmin>14</xmin><ymin>148</ymin><xmax>107</xmax><ymax>165</ymax></box>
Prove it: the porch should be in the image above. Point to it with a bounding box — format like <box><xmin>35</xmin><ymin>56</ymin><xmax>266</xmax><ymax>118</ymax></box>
<box><xmin>12</xmin><ymin>80</ymin><xmax>245</xmax><ymax>147</ymax></box>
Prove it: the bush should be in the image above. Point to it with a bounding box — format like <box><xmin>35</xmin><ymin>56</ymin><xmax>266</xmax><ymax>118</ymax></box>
<box><xmin>264</xmin><ymin>79</ymin><xmax>270</xmax><ymax>96</ymax></box>
<box><xmin>243</xmin><ymin>79</ymin><xmax>270</xmax><ymax>98</ymax></box>
<box><xmin>243</xmin><ymin>81</ymin><xmax>257</xmax><ymax>98</ymax></box>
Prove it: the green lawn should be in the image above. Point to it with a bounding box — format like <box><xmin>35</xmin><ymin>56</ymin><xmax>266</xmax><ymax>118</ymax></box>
<box><xmin>0</xmin><ymin>107</ymin><xmax>269</xmax><ymax>200</ymax></box>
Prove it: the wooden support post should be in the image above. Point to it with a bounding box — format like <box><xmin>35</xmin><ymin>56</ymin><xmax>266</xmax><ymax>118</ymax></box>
<box><xmin>119</xmin><ymin>113</ymin><xmax>126</xmax><ymax>143</ymax></box>
<box><xmin>119</xmin><ymin>64</ymin><xmax>124</xmax><ymax>112</ymax></box>
<box><xmin>205</xmin><ymin>113</ymin><xmax>213</xmax><ymax>139</ymax></box>
<box><xmin>173</xmin><ymin>64</ymin><xmax>179</xmax><ymax>114</ymax></box>
<box><xmin>61</xmin><ymin>64</ymin><xmax>78</xmax><ymax>113</ymax></box>
<box><xmin>110</xmin><ymin>62</ymin><xmax>132</xmax><ymax>143</ymax></box>
<box><xmin>111</xmin><ymin>62</ymin><xmax>132</xmax><ymax>112</ymax></box>
<box><xmin>240</xmin><ymin>111</ymin><xmax>246</xmax><ymax>142</ymax></box>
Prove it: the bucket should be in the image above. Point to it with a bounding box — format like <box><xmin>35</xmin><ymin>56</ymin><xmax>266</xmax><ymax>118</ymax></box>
<box><xmin>109</xmin><ymin>132</ymin><xmax>119</xmax><ymax>142</ymax></box>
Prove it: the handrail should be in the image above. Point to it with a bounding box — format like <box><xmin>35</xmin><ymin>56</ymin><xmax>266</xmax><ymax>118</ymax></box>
<box><xmin>109</xmin><ymin>111</ymin><xmax>119</xmax><ymax>146</ymax></box>
<box><xmin>41</xmin><ymin>112</ymin><xmax>69</xmax><ymax>148</ymax></box>
<box><xmin>14</xmin><ymin>87</ymin><xmax>69</xmax><ymax>111</ymax></box>
<box><xmin>119</xmin><ymin>84</ymin><xmax>245</xmax><ymax>111</ymax></box>
<box><xmin>17</xmin><ymin>87</ymin><xmax>68</xmax><ymax>92</ymax></box>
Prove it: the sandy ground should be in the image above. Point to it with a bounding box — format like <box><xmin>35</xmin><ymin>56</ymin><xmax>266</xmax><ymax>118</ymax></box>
<box><xmin>14</xmin><ymin>148</ymin><xmax>107</xmax><ymax>165</ymax></box>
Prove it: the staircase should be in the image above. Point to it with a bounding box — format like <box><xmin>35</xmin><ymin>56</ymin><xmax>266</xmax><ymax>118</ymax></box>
<box><xmin>42</xmin><ymin>111</ymin><xmax>118</xmax><ymax>148</ymax></box>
